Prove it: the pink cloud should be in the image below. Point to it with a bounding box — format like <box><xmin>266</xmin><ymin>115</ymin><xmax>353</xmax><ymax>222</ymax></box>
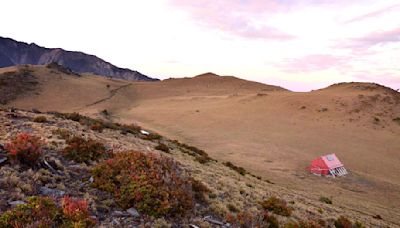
<box><xmin>344</xmin><ymin>3</ymin><xmax>400</xmax><ymax>24</ymax></box>
<box><xmin>335</xmin><ymin>27</ymin><xmax>400</xmax><ymax>52</ymax></box>
<box><xmin>354</xmin><ymin>28</ymin><xmax>400</xmax><ymax>46</ymax></box>
<box><xmin>279</xmin><ymin>54</ymin><xmax>350</xmax><ymax>72</ymax></box>
<box><xmin>169</xmin><ymin>0</ymin><xmax>295</xmax><ymax>40</ymax></box>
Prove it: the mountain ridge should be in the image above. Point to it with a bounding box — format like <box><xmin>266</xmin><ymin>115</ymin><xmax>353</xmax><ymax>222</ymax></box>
<box><xmin>0</xmin><ymin>36</ymin><xmax>157</xmax><ymax>81</ymax></box>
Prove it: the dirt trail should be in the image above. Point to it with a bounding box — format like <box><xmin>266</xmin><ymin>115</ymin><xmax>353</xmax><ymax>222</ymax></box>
<box><xmin>86</xmin><ymin>83</ymin><xmax>132</xmax><ymax>107</ymax></box>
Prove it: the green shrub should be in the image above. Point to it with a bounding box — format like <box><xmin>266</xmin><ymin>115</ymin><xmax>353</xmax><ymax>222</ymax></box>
<box><xmin>285</xmin><ymin>220</ymin><xmax>324</xmax><ymax>228</ymax></box>
<box><xmin>194</xmin><ymin>156</ymin><xmax>208</xmax><ymax>164</ymax></box>
<box><xmin>227</xmin><ymin>203</ymin><xmax>239</xmax><ymax>213</ymax></box>
<box><xmin>143</xmin><ymin>132</ymin><xmax>162</xmax><ymax>141</ymax></box>
<box><xmin>52</xmin><ymin>128</ymin><xmax>72</xmax><ymax>140</ymax></box>
<box><xmin>101</xmin><ymin>109</ymin><xmax>109</xmax><ymax>116</ymax></box>
<box><xmin>91</xmin><ymin>151</ymin><xmax>195</xmax><ymax>217</ymax></box>
<box><xmin>190</xmin><ymin>178</ymin><xmax>210</xmax><ymax>202</ymax></box>
<box><xmin>171</xmin><ymin>140</ymin><xmax>213</xmax><ymax>164</ymax></box>
<box><xmin>120</xmin><ymin>124</ymin><xmax>142</xmax><ymax>135</ymax></box>
<box><xmin>226</xmin><ymin>211</ymin><xmax>279</xmax><ymax>228</ymax></box>
<box><xmin>5</xmin><ymin>133</ymin><xmax>44</xmax><ymax>167</ymax></box>
<box><xmin>224</xmin><ymin>162</ymin><xmax>247</xmax><ymax>175</ymax></box>
<box><xmin>89</xmin><ymin>122</ymin><xmax>104</xmax><ymax>132</ymax></box>
<box><xmin>33</xmin><ymin>116</ymin><xmax>47</xmax><ymax>123</ymax></box>
<box><xmin>333</xmin><ymin>217</ymin><xmax>365</xmax><ymax>228</ymax></box>
<box><xmin>62</xmin><ymin>136</ymin><xmax>107</xmax><ymax>163</ymax></box>
<box><xmin>319</xmin><ymin>196</ymin><xmax>332</xmax><ymax>204</ymax></box>
<box><xmin>0</xmin><ymin>196</ymin><xmax>95</xmax><ymax>228</ymax></box>
<box><xmin>334</xmin><ymin>216</ymin><xmax>352</xmax><ymax>228</ymax></box>
<box><xmin>155</xmin><ymin>143</ymin><xmax>170</xmax><ymax>153</ymax></box>
<box><xmin>261</xmin><ymin>196</ymin><xmax>292</xmax><ymax>217</ymax></box>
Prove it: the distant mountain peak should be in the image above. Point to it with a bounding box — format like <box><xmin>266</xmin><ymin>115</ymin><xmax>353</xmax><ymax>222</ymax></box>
<box><xmin>194</xmin><ymin>72</ymin><xmax>220</xmax><ymax>78</ymax></box>
<box><xmin>0</xmin><ymin>36</ymin><xmax>158</xmax><ymax>81</ymax></box>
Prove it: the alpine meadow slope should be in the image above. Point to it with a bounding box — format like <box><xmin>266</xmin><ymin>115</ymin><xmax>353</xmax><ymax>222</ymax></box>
<box><xmin>1</xmin><ymin>65</ymin><xmax>400</xmax><ymax>226</ymax></box>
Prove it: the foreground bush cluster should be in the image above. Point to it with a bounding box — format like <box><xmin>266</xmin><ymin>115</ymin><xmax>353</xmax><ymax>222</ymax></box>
<box><xmin>0</xmin><ymin>196</ymin><xmax>96</xmax><ymax>227</ymax></box>
<box><xmin>261</xmin><ymin>196</ymin><xmax>293</xmax><ymax>217</ymax></box>
<box><xmin>0</xmin><ymin>111</ymin><xmax>370</xmax><ymax>227</ymax></box>
<box><xmin>5</xmin><ymin>133</ymin><xmax>44</xmax><ymax>167</ymax></box>
<box><xmin>91</xmin><ymin>151</ymin><xmax>196</xmax><ymax>217</ymax></box>
<box><xmin>62</xmin><ymin>136</ymin><xmax>107</xmax><ymax>163</ymax></box>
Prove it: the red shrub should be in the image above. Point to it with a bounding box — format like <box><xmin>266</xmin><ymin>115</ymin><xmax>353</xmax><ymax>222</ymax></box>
<box><xmin>92</xmin><ymin>151</ymin><xmax>195</xmax><ymax>217</ymax></box>
<box><xmin>261</xmin><ymin>196</ymin><xmax>293</xmax><ymax>217</ymax></box>
<box><xmin>0</xmin><ymin>196</ymin><xmax>96</xmax><ymax>227</ymax></box>
<box><xmin>226</xmin><ymin>211</ymin><xmax>278</xmax><ymax>228</ymax></box>
<box><xmin>62</xmin><ymin>136</ymin><xmax>107</xmax><ymax>163</ymax></box>
<box><xmin>5</xmin><ymin>133</ymin><xmax>44</xmax><ymax>166</ymax></box>
<box><xmin>61</xmin><ymin>196</ymin><xmax>89</xmax><ymax>221</ymax></box>
<box><xmin>334</xmin><ymin>216</ymin><xmax>353</xmax><ymax>228</ymax></box>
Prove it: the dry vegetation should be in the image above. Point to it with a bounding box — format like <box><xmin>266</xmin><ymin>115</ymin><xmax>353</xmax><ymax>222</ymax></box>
<box><xmin>0</xmin><ymin>65</ymin><xmax>399</xmax><ymax>226</ymax></box>
<box><xmin>0</xmin><ymin>66</ymin><xmax>38</xmax><ymax>105</ymax></box>
<box><xmin>0</xmin><ymin>108</ymin><xmax>390</xmax><ymax>227</ymax></box>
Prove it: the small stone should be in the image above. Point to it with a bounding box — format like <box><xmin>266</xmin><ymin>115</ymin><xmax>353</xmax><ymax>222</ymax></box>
<box><xmin>204</xmin><ymin>216</ymin><xmax>224</xmax><ymax>226</ymax></box>
<box><xmin>0</xmin><ymin>157</ymin><xmax>7</xmax><ymax>164</ymax></box>
<box><xmin>126</xmin><ymin>208</ymin><xmax>140</xmax><ymax>217</ymax></box>
<box><xmin>89</xmin><ymin>176</ymin><xmax>94</xmax><ymax>183</ymax></box>
<box><xmin>8</xmin><ymin>200</ymin><xmax>26</xmax><ymax>206</ymax></box>
<box><xmin>112</xmin><ymin>210</ymin><xmax>129</xmax><ymax>217</ymax></box>
<box><xmin>111</xmin><ymin>219</ymin><xmax>121</xmax><ymax>226</ymax></box>
<box><xmin>39</xmin><ymin>187</ymin><xmax>65</xmax><ymax>197</ymax></box>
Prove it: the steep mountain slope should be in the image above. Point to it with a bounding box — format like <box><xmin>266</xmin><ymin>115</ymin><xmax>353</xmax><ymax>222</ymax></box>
<box><xmin>0</xmin><ymin>36</ymin><xmax>156</xmax><ymax>81</ymax></box>
<box><xmin>1</xmin><ymin>65</ymin><xmax>400</xmax><ymax>225</ymax></box>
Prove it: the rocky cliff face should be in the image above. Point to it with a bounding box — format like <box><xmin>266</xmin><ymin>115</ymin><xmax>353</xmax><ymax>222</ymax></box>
<box><xmin>0</xmin><ymin>37</ymin><xmax>157</xmax><ymax>81</ymax></box>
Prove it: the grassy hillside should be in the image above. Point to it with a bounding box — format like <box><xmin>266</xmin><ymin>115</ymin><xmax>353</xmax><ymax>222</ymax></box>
<box><xmin>1</xmin><ymin>65</ymin><xmax>400</xmax><ymax>226</ymax></box>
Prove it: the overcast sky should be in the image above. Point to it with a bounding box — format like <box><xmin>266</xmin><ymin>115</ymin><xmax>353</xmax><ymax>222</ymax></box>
<box><xmin>1</xmin><ymin>0</ymin><xmax>399</xmax><ymax>91</ymax></box>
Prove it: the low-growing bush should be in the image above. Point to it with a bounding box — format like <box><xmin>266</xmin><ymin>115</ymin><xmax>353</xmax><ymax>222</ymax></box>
<box><xmin>190</xmin><ymin>178</ymin><xmax>210</xmax><ymax>202</ymax></box>
<box><xmin>33</xmin><ymin>116</ymin><xmax>47</xmax><ymax>123</ymax></box>
<box><xmin>91</xmin><ymin>151</ymin><xmax>195</xmax><ymax>217</ymax></box>
<box><xmin>176</xmin><ymin>142</ymin><xmax>214</xmax><ymax>164</ymax></box>
<box><xmin>90</xmin><ymin>122</ymin><xmax>104</xmax><ymax>132</ymax></box>
<box><xmin>227</xmin><ymin>204</ymin><xmax>239</xmax><ymax>213</ymax></box>
<box><xmin>120</xmin><ymin>124</ymin><xmax>142</xmax><ymax>135</ymax></box>
<box><xmin>155</xmin><ymin>143</ymin><xmax>170</xmax><ymax>153</ymax></box>
<box><xmin>143</xmin><ymin>132</ymin><xmax>162</xmax><ymax>141</ymax></box>
<box><xmin>52</xmin><ymin>128</ymin><xmax>72</xmax><ymax>140</ymax></box>
<box><xmin>226</xmin><ymin>211</ymin><xmax>278</xmax><ymax>228</ymax></box>
<box><xmin>284</xmin><ymin>220</ymin><xmax>324</xmax><ymax>228</ymax></box>
<box><xmin>224</xmin><ymin>162</ymin><xmax>247</xmax><ymax>176</ymax></box>
<box><xmin>333</xmin><ymin>216</ymin><xmax>365</xmax><ymax>228</ymax></box>
<box><xmin>261</xmin><ymin>196</ymin><xmax>292</xmax><ymax>217</ymax></box>
<box><xmin>5</xmin><ymin>133</ymin><xmax>44</xmax><ymax>167</ymax></box>
<box><xmin>62</xmin><ymin>136</ymin><xmax>107</xmax><ymax>163</ymax></box>
<box><xmin>334</xmin><ymin>216</ymin><xmax>352</xmax><ymax>228</ymax></box>
<box><xmin>393</xmin><ymin>117</ymin><xmax>400</xmax><ymax>125</ymax></box>
<box><xmin>195</xmin><ymin>155</ymin><xmax>212</xmax><ymax>164</ymax></box>
<box><xmin>319</xmin><ymin>196</ymin><xmax>332</xmax><ymax>204</ymax></box>
<box><xmin>0</xmin><ymin>196</ymin><xmax>96</xmax><ymax>227</ymax></box>
<box><xmin>61</xmin><ymin>196</ymin><xmax>96</xmax><ymax>227</ymax></box>
<box><xmin>101</xmin><ymin>109</ymin><xmax>109</xmax><ymax>116</ymax></box>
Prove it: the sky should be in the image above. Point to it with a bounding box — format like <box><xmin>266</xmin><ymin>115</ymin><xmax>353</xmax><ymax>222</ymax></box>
<box><xmin>1</xmin><ymin>0</ymin><xmax>399</xmax><ymax>91</ymax></box>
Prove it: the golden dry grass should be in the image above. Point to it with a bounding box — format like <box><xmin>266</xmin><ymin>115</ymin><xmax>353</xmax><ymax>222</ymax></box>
<box><xmin>2</xmin><ymin>65</ymin><xmax>400</xmax><ymax>225</ymax></box>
